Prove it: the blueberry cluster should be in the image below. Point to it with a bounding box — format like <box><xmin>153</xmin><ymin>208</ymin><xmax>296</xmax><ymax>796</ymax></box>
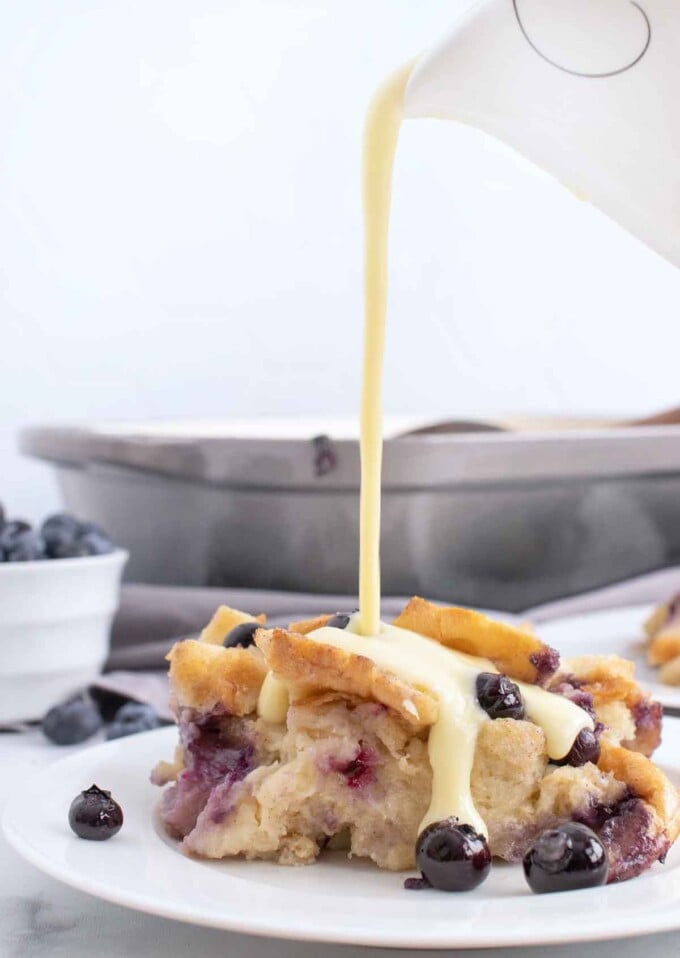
<box><xmin>43</xmin><ymin>692</ymin><xmax>164</xmax><ymax>746</ymax></box>
<box><xmin>407</xmin><ymin>818</ymin><xmax>608</xmax><ymax>894</ymax></box>
<box><xmin>0</xmin><ymin>507</ymin><xmax>115</xmax><ymax>562</ymax></box>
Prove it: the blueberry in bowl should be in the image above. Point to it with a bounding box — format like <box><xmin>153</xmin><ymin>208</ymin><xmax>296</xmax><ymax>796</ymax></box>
<box><xmin>0</xmin><ymin>504</ymin><xmax>127</xmax><ymax>724</ymax></box>
<box><xmin>0</xmin><ymin>509</ymin><xmax>116</xmax><ymax>564</ymax></box>
<box><xmin>40</xmin><ymin>513</ymin><xmax>115</xmax><ymax>559</ymax></box>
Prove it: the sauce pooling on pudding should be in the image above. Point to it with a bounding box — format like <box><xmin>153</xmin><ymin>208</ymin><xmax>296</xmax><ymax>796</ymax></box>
<box><xmin>257</xmin><ymin>61</ymin><xmax>593</xmax><ymax>835</ymax></box>
<box><xmin>259</xmin><ymin>619</ymin><xmax>593</xmax><ymax>835</ymax></box>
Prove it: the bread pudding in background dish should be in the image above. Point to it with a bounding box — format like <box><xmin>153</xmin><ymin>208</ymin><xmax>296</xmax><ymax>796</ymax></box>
<box><xmin>645</xmin><ymin>596</ymin><xmax>680</xmax><ymax>686</ymax></box>
<box><xmin>152</xmin><ymin>600</ymin><xmax>680</xmax><ymax>889</ymax></box>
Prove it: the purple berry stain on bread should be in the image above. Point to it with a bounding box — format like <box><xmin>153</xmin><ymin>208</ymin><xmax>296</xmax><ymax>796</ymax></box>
<box><xmin>328</xmin><ymin>744</ymin><xmax>376</xmax><ymax>790</ymax></box>
<box><xmin>628</xmin><ymin>699</ymin><xmax>662</xmax><ymax>755</ymax></box>
<box><xmin>599</xmin><ymin>798</ymin><xmax>670</xmax><ymax>882</ymax></box>
<box><xmin>529</xmin><ymin>647</ymin><xmax>560</xmax><ymax>684</ymax></box>
<box><xmin>550</xmin><ymin>675</ymin><xmax>596</xmax><ymax>718</ymax></box>
<box><xmin>159</xmin><ymin>711</ymin><xmax>256</xmax><ymax>837</ymax></box>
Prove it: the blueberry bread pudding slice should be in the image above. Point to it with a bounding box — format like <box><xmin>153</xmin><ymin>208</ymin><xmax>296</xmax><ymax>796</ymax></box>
<box><xmin>152</xmin><ymin>599</ymin><xmax>680</xmax><ymax>890</ymax></box>
<box><xmin>644</xmin><ymin>595</ymin><xmax>680</xmax><ymax>686</ymax></box>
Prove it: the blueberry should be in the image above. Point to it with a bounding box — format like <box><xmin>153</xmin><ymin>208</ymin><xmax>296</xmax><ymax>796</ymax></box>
<box><xmin>69</xmin><ymin>784</ymin><xmax>123</xmax><ymax>841</ymax></box>
<box><xmin>476</xmin><ymin>672</ymin><xmax>525</xmax><ymax>720</ymax></box>
<box><xmin>0</xmin><ymin>520</ymin><xmax>32</xmax><ymax>553</ymax></box>
<box><xmin>523</xmin><ymin>822</ymin><xmax>608</xmax><ymax>893</ymax></box>
<box><xmin>43</xmin><ymin>693</ymin><xmax>102</xmax><ymax>745</ymax></box>
<box><xmin>77</xmin><ymin>529</ymin><xmax>114</xmax><ymax>556</ymax></box>
<box><xmin>411</xmin><ymin>818</ymin><xmax>491</xmax><ymax>892</ymax></box>
<box><xmin>4</xmin><ymin>529</ymin><xmax>46</xmax><ymax>562</ymax></box>
<box><xmin>223</xmin><ymin>621</ymin><xmax>261</xmax><ymax>648</ymax></box>
<box><xmin>52</xmin><ymin>541</ymin><xmax>89</xmax><ymax>558</ymax></box>
<box><xmin>41</xmin><ymin>513</ymin><xmax>81</xmax><ymax>557</ymax></box>
<box><xmin>326</xmin><ymin>611</ymin><xmax>356</xmax><ymax>630</ymax></box>
<box><xmin>554</xmin><ymin>728</ymin><xmax>601</xmax><ymax>768</ymax></box>
<box><xmin>53</xmin><ymin>530</ymin><xmax>114</xmax><ymax>558</ymax></box>
<box><xmin>42</xmin><ymin>514</ymin><xmax>115</xmax><ymax>559</ymax></box>
<box><xmin>106</xmin><ymin>701</ymin><xmax>163</xmax><ymax>740</ymax></box>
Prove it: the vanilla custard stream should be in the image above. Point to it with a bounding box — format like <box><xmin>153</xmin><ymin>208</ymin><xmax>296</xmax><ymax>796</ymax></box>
<box><xmin>258</xmin><ymin>61</ymin><xmax>592</xmax><ymax>836</ymax></box>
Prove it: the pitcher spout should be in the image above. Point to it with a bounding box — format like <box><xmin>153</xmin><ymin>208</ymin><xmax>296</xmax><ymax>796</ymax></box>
<box><xmin>403</xmin><ymin>0</ymin><xmax>680</xmax><ymax>269</ymax></box>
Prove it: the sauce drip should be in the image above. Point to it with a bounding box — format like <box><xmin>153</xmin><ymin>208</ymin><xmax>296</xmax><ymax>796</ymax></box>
<box><xmin>358</xmin><ymin>61</ymin><xmax>414</xmax><ymax>637</ymax></box>
<box><xmin>256</xmin><ymin>59</ymin><xmax>592</xmax><ymax>837</ymax></box>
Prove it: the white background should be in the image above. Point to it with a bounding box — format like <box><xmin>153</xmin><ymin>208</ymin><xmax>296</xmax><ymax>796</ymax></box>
<box><xmin>2</xmin><ymin>0</ymin><xmax>680</xmax><ymax>521</ymax></box>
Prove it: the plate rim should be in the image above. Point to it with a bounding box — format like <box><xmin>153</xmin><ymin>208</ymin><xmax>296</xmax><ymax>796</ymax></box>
<box><xmin>4</xmin><ymin>724</ymin><xmax>680</xmax><ymax>949</ymax></box>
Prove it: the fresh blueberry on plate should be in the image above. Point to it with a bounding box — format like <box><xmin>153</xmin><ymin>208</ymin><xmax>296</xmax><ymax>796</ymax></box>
<box><xmin>523</xmin><ymin>822</ymin><xmax>608</xmax><ymax>893</ymax></box>
<box><xmin>409</xmin><ymin>818</ymin><xmax>492</xmax><ymax>891</ymax></box>
<box><xmin>69</xmin><ymin>784</ymin><xmax>123</xmax><ymax>840</ymax></box>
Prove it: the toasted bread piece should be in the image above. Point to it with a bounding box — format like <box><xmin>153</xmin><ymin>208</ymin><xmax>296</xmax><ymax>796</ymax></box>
<box><xmin>567</xmin><ymin>654</ymin><xmax>645</xmax><ymax>710</ymax></box>
<box><xmin>393</xmin><ymin>597</ymin><xmax>559</xmax><ymax>685</ymax></box>
<box><xmin>644</xmin><ymin>599</ymin><xmax>680</xmax><ymax>665</ymax></box>
<box><xmin>255</xmin><ymin>627</ymin><xmax>438</xmax><ymax>728</ymax></box>
<box><xmin>648</xmin><ymin>631</ymin><xmax>680</xmax><ymax>667</ymax></box>
<box><xmin>288</xmin><ymin>613</ymin><xmax>333</xmax><ymax>635</ymax></box>
<box><xmin>659</xmin><ymin>655</ymin><xmax>680</xmax><ymax>685</ymax></box>
<box><xmin>644</xmin><ymin>603</ymin><xmax>671</xmax><ymax>640</ymax></box>
<box><xmin>565</xmin><ymin>654</ymin><xmax>662</xmax><ymax>756</ymax></box>
<box><xmin>167</xmin><ymin>639</ymin><xmax>267</xmax><ymax>715</ymax></box>
<box><xmin>200</xmin><ymin>606</ymin><xmax>266</xmax><ymax>646</ymax></box>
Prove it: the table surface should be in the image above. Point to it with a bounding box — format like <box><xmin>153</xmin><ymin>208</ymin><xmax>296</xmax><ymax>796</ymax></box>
<box><xmin>1</xmin><ymin>730</ymin><xmax>678</xmax><ymax>958</ymax></box>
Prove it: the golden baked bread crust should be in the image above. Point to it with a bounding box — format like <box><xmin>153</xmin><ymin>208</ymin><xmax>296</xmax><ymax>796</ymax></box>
<box><xmin>644</xmin><ymin>600</ymin><xmax>680</xmax><ymax>665</ymax></box>
<box><xmin>255</xmin><ymin>627</ymin><xmax>438</xmax><ymax>728</ymax></box>
<box><xmin>659</xmin><ymin>656</ymin><xmax>680</xmax><ymax>685</ymax></box>
<box><xmin>167</xmin><ymin>639</ymin><xmax>267</xmax><ymax>715</ymax></box>
<box><xmin>393</xmin><ymin>596</ymin><xmax>558</xmax><ymax>684</ymax></box>
<box><xmin>288</xmin><ymin>613</ymin><xmax>333</xmax><ymax>634</ymax></box>
<box><xmin>559</xmin><ymin>654</ymin><xmax>662</xmax><ymax>756</ymax></box>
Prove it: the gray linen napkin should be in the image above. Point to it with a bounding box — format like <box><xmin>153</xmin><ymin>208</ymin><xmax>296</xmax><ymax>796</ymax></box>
<box><xmin>94</xmin><ymin>567</ymin><xmax>680</xmax><ymax>718</ymax></box>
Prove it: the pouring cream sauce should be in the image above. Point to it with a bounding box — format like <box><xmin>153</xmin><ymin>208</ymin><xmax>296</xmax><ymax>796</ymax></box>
<box><xmin>258</xmin><ymin>60</ymin><xmax>592</xmax><ymax>836</ymax></box>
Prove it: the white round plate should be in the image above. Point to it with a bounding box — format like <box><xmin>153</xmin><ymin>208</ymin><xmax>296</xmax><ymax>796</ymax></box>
<box><xmin>3</xmin><ymin>723</ymin><xmax>680</xmax><ymax>949</ymax></box>
<box><xmin>539</xmin><ymin>604</ymin><xmax>680</xmax><ymax>711</ymax></box>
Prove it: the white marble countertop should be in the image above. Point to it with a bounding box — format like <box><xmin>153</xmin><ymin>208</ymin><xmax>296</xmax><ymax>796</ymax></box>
<box><xmin>1</xmin><ymin>730</ymin><xmax>678</xmax><ymax>958</ymax></box>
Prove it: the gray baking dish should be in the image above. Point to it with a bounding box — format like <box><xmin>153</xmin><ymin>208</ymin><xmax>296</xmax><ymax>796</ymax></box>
<box><xmin>20</xmin><ymin>419</ymin><xmax>680</xmax><ymax>611</ymax></box>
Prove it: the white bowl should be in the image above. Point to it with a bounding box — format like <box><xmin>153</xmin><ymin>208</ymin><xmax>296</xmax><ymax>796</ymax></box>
<box><xmin>0</xmin><ymin>549</ymin><xmax>128</xmax><ymax>723</ymax></box>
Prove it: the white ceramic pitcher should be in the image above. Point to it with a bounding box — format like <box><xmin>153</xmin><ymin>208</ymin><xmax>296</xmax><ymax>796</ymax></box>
<box><xmin>404</xmin><ymin>0</ymin><xmax>679</xmax><ymax>268</ymax></box>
